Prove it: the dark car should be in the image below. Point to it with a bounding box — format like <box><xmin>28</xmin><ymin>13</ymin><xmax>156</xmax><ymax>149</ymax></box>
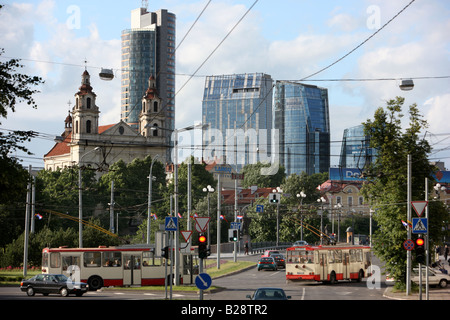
<box><xmin>246</xmin><ymin>287</ymin><xmax>291</xmax><ymax>300</ymax></box>
<box><xmin>271</xmin><ymin>254</ymin><xmax>286</xmax><ymax>269</ymax></box>
<box><xmin>20</xmin><ymin>274</ymin><xmax>88</xmax><ymax>297</ymax></box>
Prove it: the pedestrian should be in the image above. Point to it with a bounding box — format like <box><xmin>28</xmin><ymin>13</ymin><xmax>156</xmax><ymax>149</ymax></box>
<box><xmin>245</xmin><ymin>241</ymin><xmax>249</xmax><ymax>255</ymax></box>
<box><xmin>445</xmin><ymin>246</ymin><xmax>449</xmax><ymax>263</ymax></box>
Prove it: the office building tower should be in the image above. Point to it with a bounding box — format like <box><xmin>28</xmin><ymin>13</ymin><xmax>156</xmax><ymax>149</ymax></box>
<box><xmin>202</xmin><ymin>73</ymin><xmax>274</xmax><ymax>169</ymax></box>
<box><xmin>339</xmin><ymin>124</ymin><xmax>376</xmax><ymax>169</ymax></box>
<box><xmin>274</xmin><ymin>81</ymin><xmax>330</xmax><ymax>176</ymax></box>
<box><xmin>121</xmin><ymin>7</ymin><xmax>176</xmax><ymax>134</ymax></box>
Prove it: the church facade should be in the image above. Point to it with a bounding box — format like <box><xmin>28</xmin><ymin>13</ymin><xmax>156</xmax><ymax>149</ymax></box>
<box><xmin>44</xmin><ymin>70</ymin><xmax>169</xmax><ymax>171</ymax></box>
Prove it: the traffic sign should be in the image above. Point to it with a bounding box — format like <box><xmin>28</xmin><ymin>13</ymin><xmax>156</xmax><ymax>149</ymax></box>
<box><xmin>165</xmin><ymin>217</ymin><xmax>178</xmax><ymax>231</ymax></box>
<box><xmin>180</xmin><ymin>230</ymin><xmax>192</xmax><ymax>242</ymax></box>
<box><xmin>403</xmin><ymin>239</ymin><xmax>415</xmax><ymax>251</ymax></box>
<box><xmin>195</xmin><ymin>273</ymin><xmax>212</xmax><ymax>290</ymax></box>
<box><xmin>256</xmin><ymin>205</ymin><xmax>264</xmax><ymax>213</ymax></box>
<box><xmin>230</xmin><ymin>222</ymin><xmax>241</xmax><ymax>230</ymax></box>
<box><xmin>412</xmin><ymin>218</ymin><xmax>428</xmax><ymax>234</ymax></box>
<box><xmin>411</xmin><ymin>201</ymin><xmax>428</xmax><ymax>217</ymax></box>
<box><xmin>194</xmin><ymin>217</ymin><xmax>210</xmax><ymax>233</ymax></box>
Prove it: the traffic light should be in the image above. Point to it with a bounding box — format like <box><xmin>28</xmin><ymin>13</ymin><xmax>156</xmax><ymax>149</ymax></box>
<box><xmin>228</xmin><ymin>229</ymin><xmax>238</xmax><ymax>242</ymax></box>
<box><xmin>269</xmin><ymin>193</ymin><xmax>279</xmax><ymax>203</ymax></box>
<box><xmin>415</xmin><ymin>237</ymin><xmax>425</xmax><ymax>264</ymax></box>
<box><xmin>198</xmin><ymin>234</ymin><xmax>208</xmax><ymax>259</ymax></box>
<box><xmin>161</xmin><ymin>246</ymin><xmax>169</xmax><ymax>259</ymax></box>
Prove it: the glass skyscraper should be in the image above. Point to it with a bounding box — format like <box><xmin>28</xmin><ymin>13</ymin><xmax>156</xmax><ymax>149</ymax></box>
<box><xmin>121</xmin><ymin>8</ymin><xmax>175</xmax><ymax>132</ymax></box>
<box><xmin>339</xmin><ymin>124</ymin><xmax>376</xmax><ymax>169</ymax></box>
<box><xmin>274</xmin><ymin>81</ymin><xmax>330</xmax><ymax>176</ymax></box>
<box><xmin>202</xmin><ymin>73</ymin><xmax>273</xmax><ymax>169</ymax></box>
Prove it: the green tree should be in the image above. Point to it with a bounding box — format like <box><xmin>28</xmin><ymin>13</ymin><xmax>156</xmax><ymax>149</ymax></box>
<box><xmin>241</xmin><ymin>162</ymin><xmax>285</xmax><ymax>188</ymax></box>
<box><xmin>361</xmin><ymin>97</ymin><xmax>447</xmax><ymax>285</ymax></box>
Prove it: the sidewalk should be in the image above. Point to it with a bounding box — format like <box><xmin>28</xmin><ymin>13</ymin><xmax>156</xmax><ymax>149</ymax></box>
<box><xmin>384</xmin><ymin>255</ymin><xmax>450</xmax><ymax>300</ymax></box>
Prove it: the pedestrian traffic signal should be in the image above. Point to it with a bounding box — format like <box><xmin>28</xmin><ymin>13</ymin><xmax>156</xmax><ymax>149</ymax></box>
<box><xmin>198</xmin><ymin>234</ymin><xmax>208</xmax><ymax>259</ymax></box>
<box><xmin>415</xmin><ymin>237</ymin><xmax>425</xmax><ymax>264</ymax></box>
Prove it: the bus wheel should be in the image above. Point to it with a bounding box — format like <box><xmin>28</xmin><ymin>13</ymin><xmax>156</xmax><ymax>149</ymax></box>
<box><xmin>329</xmin><ymin>271</ymin><xmax>337</xmax><ymax>285</ymax></box>
<box><xmin>88</xmin><ymin>276</ymin><xmax>103</xmax><ymax>291</ymax></box>
<box><xmin>357</xmin><ymin>270</ymin><xmax>364</xmax><ymax>282</ymax></box>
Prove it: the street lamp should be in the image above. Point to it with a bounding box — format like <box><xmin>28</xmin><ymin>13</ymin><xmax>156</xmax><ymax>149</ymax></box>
<box><xmin>317</xmin><ymin>196</ymin><xmax>326</xmax><ymax>245</ymax></box>
<box><xmin>147</xmin><ymin>154</ymin><xmax>159</xmax><ymax>245</ymax></box>
<box><xmin>272</xmin><ymin>187</ymin><xmax>283</xmax><ymax>246</ymax></box>
<box><xmin>399</xmin><ymin>79</ymin><xmax>414</xmax><ymax>91</ymax></box>
<box><xmin>79</xmin><ymin>147</ymin><xmax>101</xmax><ymax>248</ymax></box>
<box><xmin>296</xmin><ymin>191</ymin><xmax>306</xmax><ymax>241</ymax></box>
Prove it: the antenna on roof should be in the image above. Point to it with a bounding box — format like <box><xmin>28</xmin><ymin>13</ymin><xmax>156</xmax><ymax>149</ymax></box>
<box><xmin>142</xmin><ymin>0</ymin><xmax>148</xmax><ymax>10</ymax></box>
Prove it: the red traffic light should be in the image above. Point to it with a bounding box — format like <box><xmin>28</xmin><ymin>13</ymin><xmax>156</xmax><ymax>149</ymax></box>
<box><xmin>199</xmin><ymin>235</ymin><xmax>207</xmax><ymax>243</ymax></box>
<box><xmin>416</xmin><ymin>238</ymin><xmax>424</xmax><ymax>246</ymax></box>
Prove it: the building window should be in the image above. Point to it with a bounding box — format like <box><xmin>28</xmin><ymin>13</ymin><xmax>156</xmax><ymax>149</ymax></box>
<box><xmin>86</xmin><ymin>120</ymin><xmax>91</xmax><ymax>133</ymax></box>
<box><xmin>153</xmin><ymin>101</ymin><xmax>158</xmax><ymax>112</ymax></box>
<box><xmin>142</xmin><ymin>101</ymin><xmax>146</xmax><ymax>113</ymax></box>
<box><xmin>152</xmin><ymin>123</ymin><xmax>158</xmax><ymax>137</ymax></box>
<box><xmin>75</xmin><ymin>121</ymin><xmax>79</xmax><ymax>134</ymax></box>
<box><xmin>87</xmin><ymin>97</ymin><xmax>91</xmax><ymax>109</ymax></box>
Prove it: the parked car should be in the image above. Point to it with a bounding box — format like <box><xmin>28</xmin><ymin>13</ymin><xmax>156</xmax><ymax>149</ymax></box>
<box><xmin>412</xmin><ymin>266</ymin><xmax>450</xmax><ymax>288</ymax></box>
<box><xmin>20</xmin><ymin>274</ymin><xmax>88</xmax><ymax>297</ymax></box>
<box><xmin>257</xmin><ymin>257</ymin><xmax>278</xmax><ymax>271</ymax></box>
<box><xmin>271</xmin><ymin>254</ymin><xmax>286</xmax><ymax>269</ymax></box>
<box><xmin>246</xmin><ymin>287</ymin><xmax>291</xmax><ymax>300</ymax></box>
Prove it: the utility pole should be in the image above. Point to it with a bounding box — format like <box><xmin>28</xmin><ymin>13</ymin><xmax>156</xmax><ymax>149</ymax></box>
<box><xmin>23</xmin><ymin>165</ymin><xmax>31</xmax><ymax>277</ymax></box>
<box><xmin>217</xmin><ymin>174</ymin><xmax>221</xmax><ymax>269</ymax></box>
<box><xmin>110</xmin><ymin>180</ymin><xmax>115</xmax><ymax>233</ymax></box>
<box><xmin>406</xmin><ymin>154</ymin><xmax>411</xmax><ymax>296</ymax></box>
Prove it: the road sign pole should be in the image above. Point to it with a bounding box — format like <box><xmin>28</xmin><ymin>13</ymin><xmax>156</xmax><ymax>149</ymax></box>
<box><xmin>199</xmin><ymin>257</ymin><xmax>203</xmax><ymax>300</ymax></box>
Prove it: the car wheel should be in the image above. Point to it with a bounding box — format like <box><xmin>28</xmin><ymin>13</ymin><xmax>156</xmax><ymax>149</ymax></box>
<box><xmin>438</xmin><ymin>279</ymin><xmax>447</xmax><ymax>288</ymax></box>
<box><xmin>26</xmin><ymin>287</ymin><xmax>35</xmax><ymax>296</ymax></box>
<box><xmin>60</xmin><ymin>287</ymin><xmax>69</xmax><ymax>297</ymax></box>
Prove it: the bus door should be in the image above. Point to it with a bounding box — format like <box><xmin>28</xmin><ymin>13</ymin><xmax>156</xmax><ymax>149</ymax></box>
<box><xmin>319</xmin><ymin>252</ymin><xmax>328</xmax><ymax>281</ymax></box>
<box><xmin>123</xmin><ymin>254</ymin><xmax>142</xmax><ymax>286</ymax></box>
<box><xmin>343</xmin><ymin>252</ymin><xmax>349</xmax><ymax>279</ymax></box>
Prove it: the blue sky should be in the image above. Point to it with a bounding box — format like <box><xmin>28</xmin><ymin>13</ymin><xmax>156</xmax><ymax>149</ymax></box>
<box><xmin>1</xmin><ymin>0</ymin><xmax>449</xmax><ymax>169</ymax></box>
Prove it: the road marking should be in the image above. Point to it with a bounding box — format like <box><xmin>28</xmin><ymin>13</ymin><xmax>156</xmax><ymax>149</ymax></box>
<box><xmin>300</xmin><ymin>287</ymin><xmax>306</xmax><ymax>300</ymax></box>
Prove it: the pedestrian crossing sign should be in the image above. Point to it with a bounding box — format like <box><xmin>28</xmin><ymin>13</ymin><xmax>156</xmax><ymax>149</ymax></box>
<box><xmin>165</xmin><ymin>217</ymin><xmax>178</xmax><ymax>231</ymax></box>
<box><xmin>412</xmin><ymin>218</ymin><xmax>427</xmax><ymax>234</ymax></box>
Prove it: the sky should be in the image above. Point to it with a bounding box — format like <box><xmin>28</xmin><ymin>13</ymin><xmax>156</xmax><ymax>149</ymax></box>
<box><xmin>1</xmin><ymin>0</ymin><xmax>449</xmax><ymax>170</ymax></box>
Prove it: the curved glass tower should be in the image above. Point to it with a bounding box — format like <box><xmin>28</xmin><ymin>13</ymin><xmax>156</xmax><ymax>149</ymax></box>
<box><xmin>274</xmin><ymin>81</ymin><xmax>330</xmax><ymax>176</ymax></box>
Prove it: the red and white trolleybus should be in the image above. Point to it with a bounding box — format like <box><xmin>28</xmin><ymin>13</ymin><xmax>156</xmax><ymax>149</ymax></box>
<box><xmin>42</xmin><ymin>245</ymin><xmax>193</xmax><ymax>290</ymax></box>
<box><xmin>286</xmin><ymin>244</ymin><xmax>372</xmax><ymax>284</ymax></box>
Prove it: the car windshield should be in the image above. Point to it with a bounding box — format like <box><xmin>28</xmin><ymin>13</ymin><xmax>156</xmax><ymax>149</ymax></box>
<box><xmin>254</xmin><ymin>289</ymin><xmax>286</xmax><ymax>299</ymax></box>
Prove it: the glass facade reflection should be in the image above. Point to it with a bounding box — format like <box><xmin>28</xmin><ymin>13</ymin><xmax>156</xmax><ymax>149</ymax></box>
<box><xmin>339</xmin><ymin>124</ymin><xmax>376</xmax><ymax>169</ymax></box>
<box><xmin>202</xmin><ymin>73</ymin><xmax>273</xmax><ymax>170</ymax></box>
<box><xmin>121</xmin><ymin>9</ymin><xmax>175</xmax><ymax>133</ymax></box>
<box><xmin>274</xmin><ymin>81</ymin><xmax>330</xmax><ymax>176</ymax></box>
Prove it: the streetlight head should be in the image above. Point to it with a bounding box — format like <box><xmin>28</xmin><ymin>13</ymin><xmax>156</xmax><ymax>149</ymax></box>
<box><xmin>399</xmin><ymin>79</ymin><xmax>414</xmax><ymax>91</ymax></box>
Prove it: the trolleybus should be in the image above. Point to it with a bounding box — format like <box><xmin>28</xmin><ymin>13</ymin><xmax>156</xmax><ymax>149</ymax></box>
<box><xmin>42</xmin><ymin>245</ymin><xmax>194</xmax><ymax>290</ymax></box>
<box><xmin>286</xmin><ymin>244</ymin><xmax>371</xmax><ymax>284</ymax></box>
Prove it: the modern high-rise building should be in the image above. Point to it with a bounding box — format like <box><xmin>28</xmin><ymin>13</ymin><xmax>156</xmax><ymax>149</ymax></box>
<box><xmin>121</xmin><ymin>7</ymin><xmax>176</xmax><ymax>135</ymax></box>
<box><xmin>274</xmin><ymin>81</ymin><xmax>330</xmax><ymax>176</ymax></box>
<box><xmin>339</xmin><ymin>124</ymin><xmax>376</xmax><ymax>169</ymax></box>
<box><xmin>202</xmin><ymin>73</ymin><xmax>274</xmax><ymax>170</ymax></box>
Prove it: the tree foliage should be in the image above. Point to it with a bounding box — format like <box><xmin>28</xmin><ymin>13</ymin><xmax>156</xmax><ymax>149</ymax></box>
<box><xmin>361</xmin><ymin>97</ymin><xmax>448</xmax><ymax>284</ymax></box>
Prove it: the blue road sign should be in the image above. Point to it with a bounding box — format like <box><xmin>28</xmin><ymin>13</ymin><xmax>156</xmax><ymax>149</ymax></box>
<box><xmin>195</xmin><ymin>273</ymin><xmax>212</xmax><ymax>290</ymax></box>
<box><xmin>256</xmin><ymin>205</ymin><xmax>264</xmax><ymax>213</ymax></box>
<box><xmin>165</xmin><ymin>217</ymin><xmax>178</xmax><ymax>231</ymax></box>
<box><xmin>412</xmin><ymin>218</ymin><xmax>427</xmax><ymax>234</ymax></box>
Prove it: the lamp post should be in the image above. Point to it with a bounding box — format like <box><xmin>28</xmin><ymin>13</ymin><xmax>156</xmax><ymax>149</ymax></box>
<box><xmin>296</xmin><ymin>191</ymin><xmax>306</xmax><ymax>241</ymax></box>
<box><xmin>147</xmin><ymin>154</ymin><xmax>159</xmax><ymax>245</ymax></box>
<box><xmin>317</xmin><ymin>196</ymin><xmax>326</xmax><ymax>245</ymax></box>
<box><xmin>78</xmin><ymin>147</ymin><xmax>101</xmax><ymax>248</ymax></box>
<box><xmin>272</xmin><ymin>187</ymin><xmax>283</xmax><ymax>246</ymax></box>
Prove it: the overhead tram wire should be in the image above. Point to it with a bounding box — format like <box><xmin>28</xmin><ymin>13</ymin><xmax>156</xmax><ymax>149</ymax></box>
<box><xmin>298</xmin><ymin>0</ymin><xmax>417</xmax><ymax>81</ymax></box>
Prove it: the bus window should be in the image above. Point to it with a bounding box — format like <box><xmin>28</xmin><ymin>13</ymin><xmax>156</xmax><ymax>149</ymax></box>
<box><xmin>349</xmin><ymin>249</ymin><xmax>357</xmax><ymax>263</ymax></box>
<box><xmin>84</xmin><ymin>252</ymin><xmax>101</xmax><ymax>267</ymax></box>
<box><xmin>328</xmin><ymin>250</ymin><xmax>335</xmax><ymax>263</ymax></box>
<box><xmin>334</xmin><ymin>250</ymin><xmax>342</xmax><ymax>263</ymax></box>
<box><xmin>124</xmin><ymin>255</ymin><xmax>141</xmax><ymax>270</ymax></box>
<box><xmin>103</xmin><ymin>252</ymin><xmax>121</xmax><ymax>267</ymax></box>
<box><xmin>142</xmin><ymin>251</ymin><xmax>160</xmax><ymax>267</ymax></box>
<box><xmin>50</xmin><ymin>252</ymin><xmax>61</xmax><ymax>268</ymax></box>
<box><xmin>62</xmin><ymin>255</ymin><xmax>80</xmax><ymax>271</ymax></box>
